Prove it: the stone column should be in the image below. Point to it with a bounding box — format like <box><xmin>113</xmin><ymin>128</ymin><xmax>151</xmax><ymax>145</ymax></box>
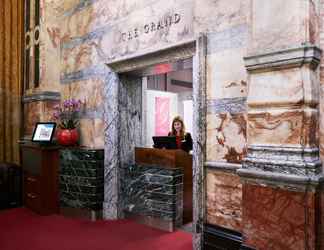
<box><xmin>238</xmin><ymin>0</ymin><xmax>323</xmax><ymax>249</ymax></box>
<box><xmin>103</xmin><ymin>71</ymin><xmax>121</xmax><ymax>219</ymax></box>
<box><xmin>192</xmin><ymin>35</ymin><xmax>207</xmax><ymax>250</ymax></box>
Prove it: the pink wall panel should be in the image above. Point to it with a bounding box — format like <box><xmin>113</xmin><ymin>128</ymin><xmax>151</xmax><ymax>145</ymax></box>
<box><xmin>155</xmin><ymin>97</ymin><xmax>170</xmax><ymax>136</ymax></box>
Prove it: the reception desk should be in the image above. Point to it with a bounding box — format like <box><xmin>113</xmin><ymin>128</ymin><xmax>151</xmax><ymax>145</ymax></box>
<box><xmin>124</xmin><ymin>147</ymin><xmax>192</xmax><ymax>232</ymax></box>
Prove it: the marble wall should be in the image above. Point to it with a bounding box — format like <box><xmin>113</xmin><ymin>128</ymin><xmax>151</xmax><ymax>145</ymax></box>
<box><xmin>319</xmin><ymin>0</ymin><xmax>324</xmax><ymax>170</ymax></box>
<box><xmin>247</xmin><ymin>0</ymin><xmax>320</xmax><ymax>54</ymax></box>
<box><xmin>242</xmin><ymin>183</ymin><xmax>317</xmax><ymax>250</ymax></box>
<box><xmin>206</xmin><ymin>170</ymin><xmax>242</xmax><ymax>231</ymax></box>
<box><xmin>22</xmin><ymin>0</ymin><xmax>324</xmax><ymax>249</ymax></box>
<box><xmin>123</xmin><ymin>164</ymin><xmax>184</xmax><ymax>231</ymax></box>
<box><xmin>59</xmin><ymin>0</ymin><xmax>111</xmax><ymax>148</ymax></box>
<box><xmin>23</xmin><ymin>99</ymin><xmax>59</xmax><ymax>137</ymax></box>
<box><xmin>198</xmin><ymin>0</ymin><xmax>249</xmax><ymax>233</ymax></box>
<box><xmin>58</xmin><ymin>0</ymin><xmax>193</xmax><ymax>148</ymax></box>
<box><xmin>23</xmin><ymin>0</ymin><xmax>63</xmax><ymax>137</ymax></box>
<box><xmin>240</xmin><ymin>0</ymin><xmax>323</xmax><ymax>249</ymax></box>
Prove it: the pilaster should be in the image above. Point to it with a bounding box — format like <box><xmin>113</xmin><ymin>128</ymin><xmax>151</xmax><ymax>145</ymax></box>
<box><xmin>241</xmin><ymin>1</ymin><xmax>323</xmax><ymax>249</ymax></box>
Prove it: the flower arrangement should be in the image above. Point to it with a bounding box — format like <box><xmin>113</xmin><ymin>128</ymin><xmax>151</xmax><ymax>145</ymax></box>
<box><xmin>53</xmin><ymin>98</ymin><xmax>82</xmax><ymax>129</ymax></box>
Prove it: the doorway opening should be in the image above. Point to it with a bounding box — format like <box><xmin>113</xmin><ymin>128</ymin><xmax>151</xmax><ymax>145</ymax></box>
<box><xmin>104</xmin><ymin>38</ymin><xmax>206</xmax><ymax>248</ymax></box>
<box><xmin>120</xmin><ymin>58</ymin><xmax>193</xmax><ymax>231</ymax></box>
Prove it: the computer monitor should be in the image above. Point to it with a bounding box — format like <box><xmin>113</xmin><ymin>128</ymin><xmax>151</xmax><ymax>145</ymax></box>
<box><xmin>31</xmin><ymin>122</ymin><xmax>56</xmax><ymax>143</ymax></box>
<box><xmin>152</xmin><ymin>136</ymin><xmax>177</xmax><ymax>150</ymax></box>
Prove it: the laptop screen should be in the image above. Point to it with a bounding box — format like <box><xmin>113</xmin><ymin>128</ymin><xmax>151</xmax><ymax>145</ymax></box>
<box><xmin>152</xmin><ymin>136</ymin><xmax>177</xmax><ymax>149</ymax></box>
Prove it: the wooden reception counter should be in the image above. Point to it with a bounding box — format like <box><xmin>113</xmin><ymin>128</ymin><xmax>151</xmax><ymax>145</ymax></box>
<box><xmin>135</xmin><ymin>147</ymin><xmax>193</xmax><ymax>227</ymax></box>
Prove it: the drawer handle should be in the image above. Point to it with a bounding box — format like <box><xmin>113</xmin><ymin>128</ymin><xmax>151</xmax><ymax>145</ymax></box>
<box><xmin>27</xmin><ymin>177</ymin><xmax>36</xmax><ymax>182</ymax></box>
<box><xmin>27</xmin><ymin>193</ymin><xmax>37</xmax><ymax>199</ymax></box>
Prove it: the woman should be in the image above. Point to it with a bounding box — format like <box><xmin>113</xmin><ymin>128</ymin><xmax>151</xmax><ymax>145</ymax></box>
<box><xmin>168</xmin><ymin>116</ymin><xmax>193</xmax><ymax>153</ymax></box>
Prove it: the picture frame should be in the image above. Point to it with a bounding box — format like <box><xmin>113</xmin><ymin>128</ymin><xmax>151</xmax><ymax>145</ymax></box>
<box><xmin>31</xmin><ymin>122</ymin><xmax>56</xmax><ymax>143</ymax></box>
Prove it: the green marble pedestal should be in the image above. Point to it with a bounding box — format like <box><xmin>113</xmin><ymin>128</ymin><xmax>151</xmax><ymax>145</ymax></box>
<box><xmin>59</xmin><ymin>147</ymin><xmax>104</xmax><ymax>220</ymax></box>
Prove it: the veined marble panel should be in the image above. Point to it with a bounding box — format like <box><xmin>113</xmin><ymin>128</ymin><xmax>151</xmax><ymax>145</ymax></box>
<box><xmin>207</xmin><ymin>98</ymin><xmax>246</xmax><ymax>114</ymax></box>
<box><xmin>62</xmin><ymin>2</ymin><xmax>96</xmax><ymax>39</ymax></box>
<box><xmin>23</xmin><ymin>102</ymin><xmax>41</xmax><ymax>136</ymax></box>
<box><xmin>61</xmin><ymin>42</ymin><xmax>104</xmax><ymax>76</ymax></box>
<box><xmin>103</xmin><ymin>71</ymin><xmax>120</xmax><ymax>219</ymax></box>
<box><xmin>61</xmin><ymin>78</ymin><xmax>105</xmax><ymax>109</ymax></box>
<box><xmin>61</xmin><ymin>0</ymin><xmax>159</xmax><ymax>38</ymax></box>
<box><xmin>100</xmin><ymin>0</ymin><xmax>194</xmax><ymax>62</ymax></box>
<box><xmin>43</xmin><ymin>100</ymin><xmax>60</xmax><ymax>122</ymax></box>
<box><xmin>206</xmin><ymin>169</ymin><xmax>242</xmax><ymax>231</ymax></box>
<box><xmin>249</xmin><ymin>0</ymin><xmax>319</xmax><ymax>53</ymax></box>
<box><xmin>243</xmin><ymin>145</ymin><xmax>321</xmax><ymax>176</ymax></box>
<box><xmin>60</xmin><ymin>65</ymin><xmax>109</xmax><ymax>84</ymax></box>
<box><xmin>248</xmin><ymin>109</ymin><xmax>318</xmax><ymax>147</ymax></box>
<box><xmin>194</xmin><ymin>0</ymin><xmax>249</xmax><ymax>33</ymax></box>
<box><xmin>243</xmin><ymin>183</ymin><xmax>317</xmax><ymax>250</ymax></box>
<box><xmin>60</xmin><ymin>0</ymin><xmax>81</xmax><ymax>14</ymax></box>
<box><xmin>23</xmin><ymin>100</ymin><xmax>59</xmax><ymax>137</ymax></box>
<box><xmin>207</xmin><ymin>24</ymin><xmax>248</xmax><ymax>55</ymax></box>
<box><xmin>123</xmin><ymin>164</ymin><xmax>183</xmax><ymax>226</ymax></box>
<box><xmin>38</xmin><ymin>0</ymin><xmax>62</xmax><ymax>90</ymax></box>
<box><xmin>59</xmin><ymin>148</ymin><xmax>104</xmax><ymax>210</ymax></box>
<box><xmin>207</xmin><ymin>49</ymin><xmax>248</xmax><ymax>100</ymax></box>
<box><xmin>79</xmin><ymin>118</ymin><xmax>105</xmax><ymax>148</ymax></box>
<box><xmin>248</xmin><ymin>68</ymin><xmax>309</xmax><ymax>108</ymax></box>
<box><xmin>61</xmin><ymin>0</ymin><xmax>194</xmax><ymax>64</ymax></box>
<box><xmin>118</xmin><ymin>75</ymin><xmax>142</xmax><ymax>165</ymax></box>
<box><xmin>206</xmin><ymin>112</ymin><xmax>247</xmax><ymax>163</ymax></box>
<box><xmin>192</xmin><ymin>36</ymin><xmax>207</xmax><ymax>250</ymax></box>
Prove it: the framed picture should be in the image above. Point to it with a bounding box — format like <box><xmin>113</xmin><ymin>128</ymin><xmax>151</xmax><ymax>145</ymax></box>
<box><xmin>31</xmin><ymin>122</ymin><xmax>56</xmax><ymax>143</ymax></box>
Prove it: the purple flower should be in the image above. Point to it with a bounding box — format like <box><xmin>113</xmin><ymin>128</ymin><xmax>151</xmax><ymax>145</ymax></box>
<box><xmin>52</xmin><ymin>98</ymin><xmax>83</xmax><ymax>129</ymax></box>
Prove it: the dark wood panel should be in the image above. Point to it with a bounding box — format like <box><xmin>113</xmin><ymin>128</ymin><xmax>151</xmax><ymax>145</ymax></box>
<box><xmin>21</xmin><ymin>143</ymin><xmax>59</xmax><ymax>215</ymax></box>
<box><xmin>23</xmin><ymin>173</ymin><xmax>40</xmax><ymax>195</ymax></box>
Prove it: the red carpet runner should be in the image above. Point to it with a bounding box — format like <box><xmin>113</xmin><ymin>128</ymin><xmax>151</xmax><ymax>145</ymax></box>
<box><xmin>0</xmin><ymin>208</ymin><xmax>192</xmax><ymax>250</ymax></box>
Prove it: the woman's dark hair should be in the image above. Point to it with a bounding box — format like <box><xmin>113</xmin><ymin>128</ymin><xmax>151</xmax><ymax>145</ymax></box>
<box><xmin>170</xmin><ymin>116</ymin><xmax>186</xmax><ymax>138</ymax></box>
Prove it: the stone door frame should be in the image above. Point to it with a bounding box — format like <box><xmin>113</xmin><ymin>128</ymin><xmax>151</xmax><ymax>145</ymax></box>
<box><xmin>103</xmin><ymin>35</ymin><xmax>207</xmax><ymax>249</ymax></box>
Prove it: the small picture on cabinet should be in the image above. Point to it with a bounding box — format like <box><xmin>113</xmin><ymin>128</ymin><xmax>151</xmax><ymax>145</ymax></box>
<box><xmin>32</xmin><ymin>122</ymin><xmax>56</xmax><ymax>142</ymax></box>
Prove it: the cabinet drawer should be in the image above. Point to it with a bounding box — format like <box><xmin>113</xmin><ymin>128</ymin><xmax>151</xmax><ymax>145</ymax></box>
<box><xmin>24</xmin><ymin>192</ymin><xmax>41</xmax><ymax>213</ymax></box>
<box><xmin>24</xmin><ymin>173</ymin><xmax>40</xmax><ymax>195</ymax></box>
<box><xmin>22</xmin><ymin>148</ymin><xmax>41</xmax><ymax>175</ymax></box>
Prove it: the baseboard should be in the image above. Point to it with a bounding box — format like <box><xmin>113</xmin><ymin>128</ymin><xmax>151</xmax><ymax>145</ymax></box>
<box><xmin>60</xmin><ymin>207</ymin><xmax>102</xmax><ymax>221</ymax></box>
<box><xmin>204</xmin><ymin>224</ymin><xmax>255</xmax><ymax>250</ymax></box>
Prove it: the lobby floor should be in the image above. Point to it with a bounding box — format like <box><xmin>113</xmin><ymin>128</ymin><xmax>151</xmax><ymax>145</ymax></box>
<box><xmin>0</xmin><ymin>208</ymin><xmax>192</xmax><ymax>250</ymax></box>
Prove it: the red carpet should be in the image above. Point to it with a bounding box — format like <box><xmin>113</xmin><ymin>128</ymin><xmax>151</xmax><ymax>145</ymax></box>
<box><xmin>0</xmin><ymin>208</ymin><xmax>192</xmax><ymax>250</ymax></box>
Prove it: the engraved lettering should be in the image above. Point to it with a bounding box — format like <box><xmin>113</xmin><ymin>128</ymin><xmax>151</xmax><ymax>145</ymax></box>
<box><xmin>174</xmin><ymin>13</ymin><xmax>181</xmax><ymax>24</ymax></box>
<box><xmin>128</xmin><ymin>31</ymin><xmax>132</xmax><ymax>40</ymax></box>
<box><xmin>144</xmin><ymin>24</ymin><xmax>150</xmax><ymax>33</ymax></box>
<box><xmin>121</xmin><ymin>33</ymin><xmax>127</xmax><ymax>42</ymax></box>
<box><xmin>120</xmin><ymin>13</ymin><xmax>182</xmax><ymax>42</ymax></box>
<box><xmin>134</xmin><ymin>28</ymin><xmax>139</xmax><ymax>38</ymax></box>
<box><xmin>157</xmin><ymin>21</ymin><xmax>164</xmax><ymax>30</ymax></box>
<box><xmin>151</xmin><ymin>22</ymin><xmax>156</xmax><ymax>32</ymax></box>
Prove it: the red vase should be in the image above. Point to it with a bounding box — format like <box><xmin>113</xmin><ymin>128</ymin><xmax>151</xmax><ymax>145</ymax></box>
<box><xmin>56</xmin><ymin>129</ymin><xmax>78</xmax><ymax>146</ymax></box>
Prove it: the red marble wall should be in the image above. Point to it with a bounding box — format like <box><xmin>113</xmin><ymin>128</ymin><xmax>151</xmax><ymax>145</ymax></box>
<box><xmin>206</xmin><ymin>170</ymin><xmax>242</xmax><ymax>231</ymax></box>
<box><xmin>242</xmin><ymin>183</ymin><xmax>318</xmax><ymax>250</ymax></box>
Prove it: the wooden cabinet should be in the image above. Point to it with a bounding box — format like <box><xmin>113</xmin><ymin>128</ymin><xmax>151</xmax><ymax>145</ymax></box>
<box><xmin>20</xmin><ymin>143</ymin><xmax>59</xmax><ymax>215</ymax></box>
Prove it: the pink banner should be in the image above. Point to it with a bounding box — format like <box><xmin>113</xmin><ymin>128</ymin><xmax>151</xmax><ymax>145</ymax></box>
<box><xmin>155</xmin><ymin>97</ymin><xmax>170</xmax><ymax>136</ymax></box>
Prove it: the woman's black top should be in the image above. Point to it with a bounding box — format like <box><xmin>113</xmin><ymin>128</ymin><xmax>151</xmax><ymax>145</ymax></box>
<box><xmin>168</xmin><ymin>132</ymin><xmax>193</xmax><ymax>153</ymax></box>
